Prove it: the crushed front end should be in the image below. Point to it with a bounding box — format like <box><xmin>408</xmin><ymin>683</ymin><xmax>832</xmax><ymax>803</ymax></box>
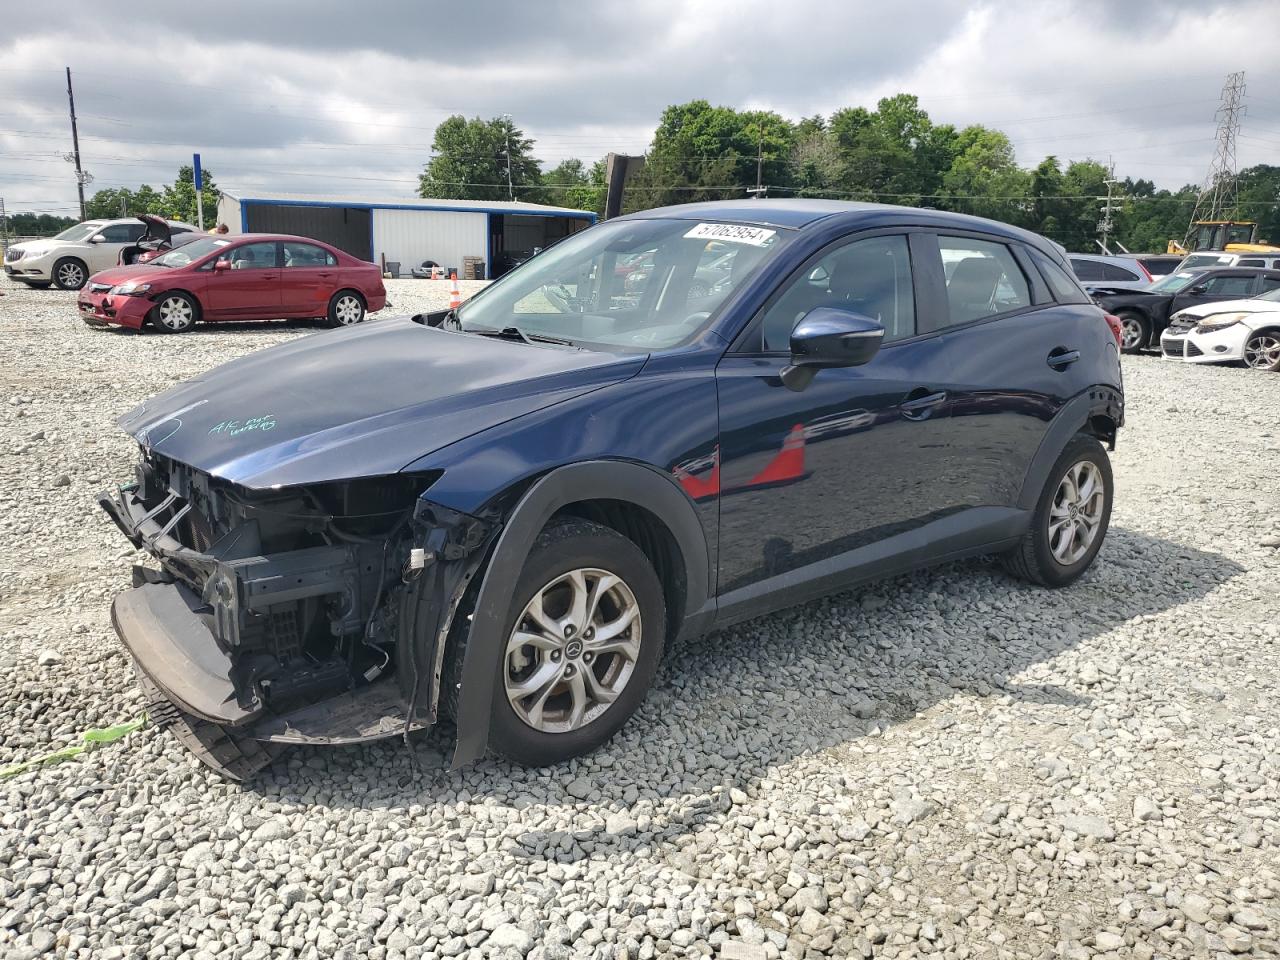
<box><xmin>99</xmin><ymin>450</ymin><xmax>496</xmax><ymax>779</ymax></box>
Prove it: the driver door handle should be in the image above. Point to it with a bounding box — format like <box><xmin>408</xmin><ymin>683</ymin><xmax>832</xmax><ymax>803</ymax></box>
<box><xmin>900</xmin><ymin>389</ymin><xmax>947</xmax><ymax>420</ymax></box>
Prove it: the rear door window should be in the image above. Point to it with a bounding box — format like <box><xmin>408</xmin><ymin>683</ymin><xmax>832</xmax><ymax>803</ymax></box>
<box><xmin>282</xmin><ymin>242</ymin><xmax>337</xmax><ymax>267</ymax></box>
<box><xmin>1031</xmin><ymin>251</ymin><xmax>1092</xmax><ymax>305</ymax></box>
<box><xmin>1101</xmin><ymin>263</ymin><xmax>1139</xmax><ymax>281</ymax></box>
<box><xmin>937</xmin><ymin>236</ymin><xmax>1031</xmax><ymax>327</ymax></box>
<box><xmin>1070</xmin><ymin>258</ymin><xmax>1105</xmax><ymax>281</ymax></box>
<box><xmin>100</xmin><ymin>223</ymin><xmax>146</xmax><ymax>243</ymax></box>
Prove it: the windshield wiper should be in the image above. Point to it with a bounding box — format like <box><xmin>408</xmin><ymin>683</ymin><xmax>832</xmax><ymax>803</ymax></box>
<box><xmin>467</xmin><ymin>325</ymin><xmax>576</xmax><ymax>347</ymax></box>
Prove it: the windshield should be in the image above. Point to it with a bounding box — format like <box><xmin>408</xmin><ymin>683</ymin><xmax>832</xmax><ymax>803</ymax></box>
<box><xmin>150</xmin><ymin>236</ymin><xmax>232</xmax><ymax>268</ymax></box>
<box><xmin>1179</xmin><ymin>253</ymin><xmax>1234</xmax><ymax>271</ymax></box>
<box><xmin>53</xmin><ymin>223</ymin><xmax>103</xmax><ymax>242</ymax></box>
<box><xmin>456</xmin><ymin>218</ymin><xmax>786</xmax><ymax>350</ymax></box>
<box><xmin>1150</xmin><ymin>271</ymin><xmax>1203</xmax><ymax>293</ymax></box>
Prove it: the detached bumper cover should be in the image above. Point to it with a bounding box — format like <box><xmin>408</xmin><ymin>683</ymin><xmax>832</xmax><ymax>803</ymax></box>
<box><xmin>111</xmin><ymin>581</ymin><xmax>260</xmax><ymax>726</ymax></box>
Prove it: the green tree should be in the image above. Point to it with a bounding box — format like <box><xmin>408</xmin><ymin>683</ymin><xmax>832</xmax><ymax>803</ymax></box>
<box><xmin>159</xmin><ymin>165</ymin><xmax>218</xmax><ymax>226</ymax></box>
<box><xmin>940</xmin><ymin>126</ymin><xmax>1028</xmax><ymax>221</ymax></box>
<box><xmin>5</xmin><ymin>212</ymin><xmax>76</xmax><ymax>236</ymax></box>
<box><xmin>541</xmin><ymin>158</ymin><xmax>605</xmax><ymax>214</ymax></box>
<box><xmin>85</xmin><ymin>184</ymin><xmax>165</xmax><ymax>220</ymax></box>
<box><xmin>419</xmin><ymin>115</ymin><xmax>541</xmax><ymax>201</ymax></box>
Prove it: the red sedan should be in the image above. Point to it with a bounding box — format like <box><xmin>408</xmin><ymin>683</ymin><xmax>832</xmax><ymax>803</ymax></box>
<box><xmin>78</xmin><ymin>233</ymin><xmax>386</xmax><ymax>333</ymax></box>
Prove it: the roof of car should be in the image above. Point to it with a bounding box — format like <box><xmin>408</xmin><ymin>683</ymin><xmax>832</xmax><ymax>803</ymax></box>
<box><xmin>215</xmin><ymin>233</ymin><xmax>340</xmax><ymax>245</ymax></box>
<box><xmin>618</xmin><ymin>199</ymin><xmax>1062</xmax><ymax>253</ymax></box>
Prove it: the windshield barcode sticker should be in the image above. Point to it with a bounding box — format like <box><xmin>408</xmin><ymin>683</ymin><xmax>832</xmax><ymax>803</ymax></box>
<box><xmin>684</xmin><ymin>223</ymin><xmax>777</xmax><ymax>247</ymax></box>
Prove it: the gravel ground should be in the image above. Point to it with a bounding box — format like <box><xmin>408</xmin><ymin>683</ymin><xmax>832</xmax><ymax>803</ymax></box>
<box><xmin>1</xmin><ymin>274</ymin><xmax>1278</xmax><ymax>960</ymax></box>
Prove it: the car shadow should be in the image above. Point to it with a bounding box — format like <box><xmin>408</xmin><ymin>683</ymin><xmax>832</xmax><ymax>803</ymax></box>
<box><xmin>87</xmin><ymin>318</ymin><xmax>327</xmax><ymax>336</ymax></box>
<box><xmin>236</xmin><ymin>524</ymin><xmax>1241</xmax><ymax>850</ymax></box>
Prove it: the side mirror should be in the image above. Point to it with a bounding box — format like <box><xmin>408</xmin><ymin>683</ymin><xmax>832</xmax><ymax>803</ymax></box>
<box><xmin>1188</xmin><ymin>283</ymin><xmax>1207</xmax><ymax>295</ymax></box>
<box><xmin>781</xmin><ymin>307</ymin><xmax>885</xmax><ymax>392</ymax></box>
<box><xmin>213</xmin><ymin>258</ymin><xmax>231</xmax><ymax>272</ymax></box>
<box><xmin>89</xmin><ymin>234</ymin><xmax>106</xmax><ymax>243</ymax></box>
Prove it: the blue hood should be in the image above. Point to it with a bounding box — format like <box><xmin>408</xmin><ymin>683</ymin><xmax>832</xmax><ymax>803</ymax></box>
<box><xmin>118</xmin><ymin>317</ymin><xmax>645</xmax><ymax>489</ymax></box>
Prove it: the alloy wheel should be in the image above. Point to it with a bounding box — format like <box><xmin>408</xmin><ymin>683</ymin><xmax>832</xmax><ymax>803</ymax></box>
<box><xmin>334</xmin><ymin>295</ymin><xmax>362</xmax><ymax>324</ymax></box>
<box><xmin>504</xmin><ymin>567</ymin><xmax>642</xmax><ymax>734</ymax></box>
<box><xmin>1244</xmin><ymin>334</ymin><xmax>1280</xmax><ymax>370</ymax></box>
<box><xmin>1120</xmin><ymin>317</ymin><xmax>1144</xmax><ymax>351</ymax></box>
<box><xmin>57</xmin><ymin>262</ymin><xmax>85</xmax><ymax>288</ymax></box>
<box><xmin>157</xmin><ymin>296</ymin><xmax>193</xmax><ymax>331</ymax></box>
<box><xmin>1048</xmin><ymin>460</ymin><xmax>1105</xmax><ymax>566</ymax></box>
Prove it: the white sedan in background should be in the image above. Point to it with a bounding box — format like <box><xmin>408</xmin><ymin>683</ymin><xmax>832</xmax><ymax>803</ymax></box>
<box><xmin>1160</xmin><ymin>286</ymin><xmax>1280</xmax><ymax>372</ymax></box>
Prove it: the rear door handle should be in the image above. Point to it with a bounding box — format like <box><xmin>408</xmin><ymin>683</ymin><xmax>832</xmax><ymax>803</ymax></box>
<box><xmin>1047</xmin><ymin>347</ymin><xmax>1081</xmax><ymax>370</ymax></box>
<box><xmin>900</xmin><ymin>389</ymin><xmax>947</xmax><ymax>420</ymax></box>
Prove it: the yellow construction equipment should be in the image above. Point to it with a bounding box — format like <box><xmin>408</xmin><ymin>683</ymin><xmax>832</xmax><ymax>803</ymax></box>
<box><xmin>1167</xmin><ymin>220</ymin><xmax>1280</xmax><ymax>255</ymax></box>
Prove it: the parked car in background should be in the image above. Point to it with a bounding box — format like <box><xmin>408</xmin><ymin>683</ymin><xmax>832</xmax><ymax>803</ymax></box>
<box><xmin>118</xmin><ymin>215</ymin><xmax>198</xmax><ymax>265</ymax></box>
<box><xmin>3</xmin><ymin>216</ymin><xmax>196</xmax><ymax>290</ymax></box>
<box><xmin>1069</xmin><ymin>253</ymin><xmax>1152</xmax><ymax>291</ymax></box>
<box><xmin>1175</xmin><ymin>250</ymin><xmax>1280</xmax><ymax>273</ymax></box>
<box><xmin>97</xmin><ymin>200</ymin><xmax>1123</xmax><ymax>779</ymax></box>
<box><xmin>1093</xmin><ymin>267</ymin><xmax>1280</xmax><ymax>353</ymax></box>
<box><xmin>1132</xmin><ymin>254</ymin><xmax>1184</xmax><ymax>279</ymax></box>
<box><xmin>78</xmin><ymin>233</ymin><xmax>385</xmax><ymax>333</ymax></box>
<box><xmin>1160</xmin><ymin>285</ymin><xmax>1280</xmax><ymax>370</ymax></box>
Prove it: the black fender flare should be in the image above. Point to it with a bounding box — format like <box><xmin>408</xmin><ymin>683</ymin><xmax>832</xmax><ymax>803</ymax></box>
<box><xmin>451</xmin><ymin>459</ymin><xmax>713</xmax><ymax>767</ymax></box>
<box><xmin>1016</xmin><ymin>387</ymin><xmax>1123</xmax><ymax>512</ymax></box>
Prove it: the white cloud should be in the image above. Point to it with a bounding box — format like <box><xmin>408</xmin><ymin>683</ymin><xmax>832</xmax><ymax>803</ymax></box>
<box><xmin>0</xmin><ymin>0</ymin><xmax>1276</xmax><ymax>215</ymax></box>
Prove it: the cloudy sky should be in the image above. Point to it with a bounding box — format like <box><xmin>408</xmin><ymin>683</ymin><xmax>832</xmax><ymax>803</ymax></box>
<box><xmin>2</xmin><ymin>0</ymin><xmax>1279</xmax><ymax>218</ymax></box>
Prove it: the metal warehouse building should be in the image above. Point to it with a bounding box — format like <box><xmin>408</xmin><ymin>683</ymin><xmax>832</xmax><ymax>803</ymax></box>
<box><xmin>216</xmin><ymin>191</ymin><xmax>596</xmax><ymax>279</ymax></box>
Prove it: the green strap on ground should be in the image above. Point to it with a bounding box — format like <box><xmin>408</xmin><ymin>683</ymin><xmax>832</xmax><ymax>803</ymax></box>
<box><xmin>0</xmin><ymin>714</ymin><xmax>148</xmax><ymax>779</ymax></box>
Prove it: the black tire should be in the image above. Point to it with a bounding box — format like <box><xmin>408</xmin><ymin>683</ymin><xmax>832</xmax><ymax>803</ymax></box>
<box><xmin>328</xmin><ymin>290</ymin><xmax>365</xmax><ymax>326</ymax></box>
<box><xmin>1243</xmin><ymin>330</ymin><xmax>1280</xmax><ymax>372</ymax></box>
<box><xmin>149</xmin><ymin>291</ymin><xmax>199</xmax><ymax>333</ymax></box>
<box><xmin>1116</xmin><ymin>311</ymin><xmax>1149</xmax><ymax>354</ymax></box>
<box><xmin>450</xmin><ymin>519</ymin><xmax>666</xmax><ymax>767</ymax></box>
<box><xmin>1001</xmin><ymin>433</ymin><xmax>1113</xmax><ymax>588</ymax></box>
<box><xmin>52</xmin><ymin>257</ymin><xmax>88</xmax><ymax>290</ymax></box>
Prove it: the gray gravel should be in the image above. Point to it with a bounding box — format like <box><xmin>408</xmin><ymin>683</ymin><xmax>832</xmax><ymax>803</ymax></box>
<box><xmin>1</xmin><ymin>275</ymin><xmax>1278</xmax><ymax>960</ymax></box>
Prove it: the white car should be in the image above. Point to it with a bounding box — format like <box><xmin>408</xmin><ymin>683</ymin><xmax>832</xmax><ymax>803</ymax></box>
<box><xmin>1160</xmin><ymin>287</ymin><xmax>1280</xmax><ymax>371</ymax></box>
<box><xmin>3</xmin><ymin>217</ymin><xmax>195</xmax><ymax>290</ymax></box>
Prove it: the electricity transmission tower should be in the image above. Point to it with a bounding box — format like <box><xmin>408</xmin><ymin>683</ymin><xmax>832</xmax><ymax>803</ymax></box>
<box><xmin>1185</xmin><ymin>71</ymin><xmax>1246</xmax><ymax>247</ymax></box>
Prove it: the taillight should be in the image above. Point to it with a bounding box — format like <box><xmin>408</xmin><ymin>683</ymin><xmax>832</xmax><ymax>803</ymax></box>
<box><xmin>1104</xmin><ymin>313</ymin><xmax>1123</xmax><ymax>347</ymax></box>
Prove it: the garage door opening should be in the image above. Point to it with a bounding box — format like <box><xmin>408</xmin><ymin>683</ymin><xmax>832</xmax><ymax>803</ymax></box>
<box><xmin>490</xmin><ymin>214</ymin><xmax>592</xmax><ymax>277</ymax></box>
<box><xmin>243</xmin><ymin>204</ymin><xmax>373</xmax><ymax>262</ymax></box>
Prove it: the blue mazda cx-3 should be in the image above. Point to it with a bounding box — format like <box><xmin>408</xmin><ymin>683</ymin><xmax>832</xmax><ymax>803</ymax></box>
<box><xmin>100</xmin><ymin>200</ymin><xmax>1123</xmax><ymax>778</ymax></box>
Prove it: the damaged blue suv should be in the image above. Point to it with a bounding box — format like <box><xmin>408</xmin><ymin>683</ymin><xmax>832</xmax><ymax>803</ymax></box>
<box><xmin>100</xmin><ymin>200</ymin><xmax>1123</xmax><ymax>779</ymax></box>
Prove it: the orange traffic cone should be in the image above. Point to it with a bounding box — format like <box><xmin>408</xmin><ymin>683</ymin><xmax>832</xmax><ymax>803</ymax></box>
<box><xmin>449</xmin><ymin>272</ymin><xmax>461</xmax><ymax>310</ymax></box>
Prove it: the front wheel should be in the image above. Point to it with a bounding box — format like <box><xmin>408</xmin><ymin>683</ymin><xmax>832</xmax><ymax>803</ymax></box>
<box><xmin>53</xmin><ymin>258</ymin><xmax>88</xmax><ymax>290</ymax></box>
<box><xmin>1243</xmin><ymin>331</ymin><xmax>1280</xmax><ymax>371</ymax></box>
<box><xmin>151</xmin><ymin>292</ymin><xmax>198</xmax><ymax>333</ymax></box>
<box><xmin>1002</xmin><ymin>433</ymin><xmax>1113</xmax><ymax>588</ymax></box>
<box><xmin>328</xmin><ymin>290</ymin><xmax>365</xmax><ymax>326</ymax></box>
<box><xmin>1116</xmin><ymin>311</ymin><xmax>1149</xmax><ymax>354</ymax></box>
<box><xmin>467</xmin><ymin>520</ymin><xmax>667</xmax><ymax>767</ymax></box>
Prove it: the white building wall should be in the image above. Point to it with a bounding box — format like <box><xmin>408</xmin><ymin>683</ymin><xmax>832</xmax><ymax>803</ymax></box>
<box><xmin>216</xmin><ymin>195</ymin><xmax>242</xmax><ymax>233</ymax></box>
<box><xmin>372</xmin><ymin>208</ymin><xmax>488</xmax><ymax>277</ymax></box>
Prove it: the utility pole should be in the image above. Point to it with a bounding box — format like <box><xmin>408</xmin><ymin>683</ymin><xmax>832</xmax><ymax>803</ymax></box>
<box><xmin>0</xmin><ymin>197</ymin><xmax>9</xmax><ymax>255</ymax></box>
<box><xmin>1095</xmin><ymin>158</ymin><xmax>1121</xmax><ymax>254</ymax></box>
<box><xmin>746</xmin><ymin>131</ymin><xmax>767</xmax><ymax>199</ymax></box>
<box><xmin>501</xmin><ymin>114</ymin><xmax>514</xmax><ymax>201</ymax></box>
<box><xmin>1185</xmin><ymin>71</ymin><xmax>1246</xmax><ymax>249</ymax></box>
<box><xmin>65</xmin><ymin>67</ymin><xmax>87</xmax><ymax>221</ymax></box>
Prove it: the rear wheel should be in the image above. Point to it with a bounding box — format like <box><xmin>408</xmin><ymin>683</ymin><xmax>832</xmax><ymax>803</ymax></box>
<box><xmin>1116</xmin><ymin>311</ymin><xmax>1149</xmax><ymax>354</ymax></box>
<box><xmin>52</xmin><ymin>257</ymin><xmax>88</xmax><ymax>290</ymax></box>
<box><xmin>151</xmin><ymin>292</ymin><xmax>198</xmax><ymax>333</ymax></box>
<box><xmin>328</xmin><ymin>290</ymin><xmax>365</xmax><ymax>326</ymax></box>
<box><xmin>1243</xmin><ymin>331</ymin><xmax>1280</xmax><ymax>371</ymax></box>
<box><xmin>454</xmin><ymin>520</ymin><xmax>666</xmax><ymax>767</ymax></box>
<box><xmin>1002</xmin><ymin>433</ymin><xmax>1113</xmax><ymax>588</ymax></box>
